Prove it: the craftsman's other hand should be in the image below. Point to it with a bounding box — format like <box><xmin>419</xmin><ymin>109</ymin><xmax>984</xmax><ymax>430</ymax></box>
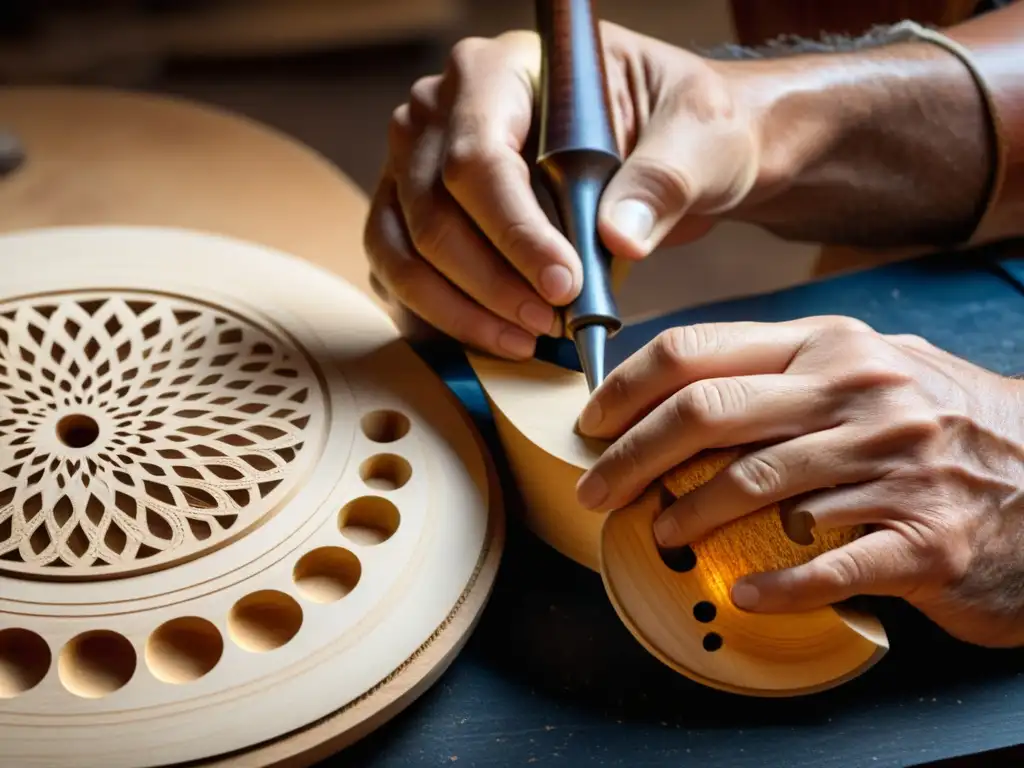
<box><xmin>363</xmin><ymin>25</ymin><xmax>760</xmax><ymax>359</ymax></box>
<box><xmin>575</xmin><ymin>316</ymin><xmax>1024</xmax><ymax>647</ymax></box>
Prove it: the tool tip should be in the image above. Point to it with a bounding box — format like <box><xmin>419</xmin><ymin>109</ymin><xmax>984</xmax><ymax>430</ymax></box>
<box><xmin>574</xmin><ymin>323</ymin><xmax>608</xmax><ymax>392</ymax></box>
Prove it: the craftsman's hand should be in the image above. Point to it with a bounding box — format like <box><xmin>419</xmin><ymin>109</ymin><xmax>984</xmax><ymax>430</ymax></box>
<box><xmin>363</xmin><ymin>25</ymin><xmax>760</xmax><ymax>359</ymax></box>
<box><xmin>575</xmin><ymin>316</ymin><xmax>1024</xmax><ymax>648</ymax></box>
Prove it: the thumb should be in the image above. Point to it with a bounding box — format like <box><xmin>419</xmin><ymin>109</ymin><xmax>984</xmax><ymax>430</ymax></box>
<box><xmin>597</xmin><ymin>145</ymin><xmax>697</xmax><ymax>261</ymax></box>
<box><xmin>597</xmin><ymin>110</ymin><xmax>757</xmax><ymax>260</ymax></box>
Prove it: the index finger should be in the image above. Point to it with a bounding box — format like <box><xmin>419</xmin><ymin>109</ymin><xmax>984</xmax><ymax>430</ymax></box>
<box><xmin>578</xmin><ymin>320</ymin><xmax>815</xmax><ymax>439</ymax></box>
<box><xmin>439</xmin><ymin>34</ymin><xmax>583</xmax><ymax>308</ymax></box>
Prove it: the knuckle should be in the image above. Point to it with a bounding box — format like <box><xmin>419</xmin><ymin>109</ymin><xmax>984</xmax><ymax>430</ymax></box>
<box><xmin>608</xmin><ymin>434</ymin><xmax>645</xmax><ymax>481</ymax></box>
<box><xmin>405</xmin><ymin>207</ymin><xmax>450</xmax><ymax>257</ymax></box>
<box><xmin>890</xmin><ymin>333</ymin><xmax>931</xmax><ymax>349</ymax></box>
<box><xmin>925</xmin><ymin>538</ymin><xmax>971</xmax><ymax>585</ymax></box>
<box><xmin>442</xmin><ymin>312</ymin><xmax>481</xmax><ymax>347</ymax></box>
<box><xmin>651</xmin><ymin>328</ymin><xmax>690</xmax><ymax>372</ymax></box>
<box><xmin>684</xmin><ymin>323</ymin><xmax>725</xmax><ymax>355</ymax></box>
<box><xmin>441</xmin><ymin>137</ymin><xmax>496</xmax><ymax>189</ymax></box>
<box><xmin>823</xmin><ymin>338</ymin><xmax>915</xmax><ymax>397</ymax></box>
<box><xmin>389</xmin><ymin>102</ymin><xmax>411</xmax><ymax>129</ymax></box>
<box><xmin>447</xmin><ymin>36</ymin><xmax>488</xmax><ymax>73</ymax></box>
<box><xmin>809</xmin><ymin>320</ymin><xmax>884</xmax><ymax>364</ymax></box>
<box><xmin>685</xmin><ymin>505</ymin><xmax>720</xmax><ymax>543</ymax></box>
<box><xmin>622</xmin><ymin>157</ymin><xmax>696</xmax><ymax>211</ymax></box>
<box><xmin>409</xmin><ymin>74</ymin><xmax>441</xmax><ymax>108</ymax></box>
<box><xmin>816</xmin><ymin>548</ymin><xmax>863</xmax><ymax>591</ymax></box>
<box><xmin>600</xmin><ymin>370</ymin><xmax>633</xmax><ymax>415</ymax></box>
<box><xmin>817</xmin><ymin>315</ymin><xmax>874</xmax><ymax>334</ymax></box>
<box><xmin>388</xmin><ymin>104</ymin><xmax>413</xmax><ymax>146</ymax></box>
<box><xmin>819</xmin><ymin>326</ymin><xmax>877</xmax><ymax>360</ymax></box>
<box><xmin>674</xmin><ymin>378</ymin><xmax>744</xmax><ymax>426</ymax></box>
<box><xmin>494</xmin><ymin>218</ymin><xmax>535</xmax><ymax>261</ymax></box>
<box><xmin>378</xmin><ymin>254</ymin><xmax>419</xmax><ymax>303</ymax></box>
<box><xmin>651</xmin><ymin>324</ymin><xmax>722</xmax><ymax>372</ymax></box>
<box><xmin>406</xmin><ymin>75</ymin><xmax>444</xmax><ymax>127</ymax></box>
<box><xmin>727</xmin><ymin>453</ymin><xmax>785</xmax><ymax>499</ymax></box>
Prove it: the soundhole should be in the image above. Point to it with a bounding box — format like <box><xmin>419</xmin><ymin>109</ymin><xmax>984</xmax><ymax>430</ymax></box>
<box><xmin>657</xmin><ymin>544</ymin><xmax>696</xmax><ymax>572</ymax></box>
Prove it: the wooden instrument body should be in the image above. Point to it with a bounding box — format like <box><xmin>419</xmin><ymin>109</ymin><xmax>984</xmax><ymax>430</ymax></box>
<box><xmin>468</xmin><ymin>352</ymin><xmax>888</xmax><ymax>696</ymax></box>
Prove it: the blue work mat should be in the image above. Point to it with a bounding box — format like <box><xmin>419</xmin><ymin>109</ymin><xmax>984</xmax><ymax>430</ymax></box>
<box><xmin>333</xmin><ymin>244</ymin><xmax>1024</xmax><ymax>768</ymax></box>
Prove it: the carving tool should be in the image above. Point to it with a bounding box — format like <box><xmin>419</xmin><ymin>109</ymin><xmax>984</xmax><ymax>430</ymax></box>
<box><xmin>535</xmin><ymin>0</ymin><xmax>623</xmax><ymax>391</ymax></box>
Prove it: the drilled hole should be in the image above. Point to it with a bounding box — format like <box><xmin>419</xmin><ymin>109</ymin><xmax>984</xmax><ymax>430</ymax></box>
<box><xmin>56</xmin><ymin>414</ymin><xmax>99</xmax><ymax>448</ymax></box>
<box><xmin>0</xmin><ymin>628</ymin><xmax>51</xmax><ymax>698</ymax></box>
<box><xmin>359</xmin><ymin>454</ymin><xmax>412</xmax><ymax>491</ymax></box>
<box><xmin>693</xmin><ymin>601</ymin><xmax>716</xmax><ymax>623</ymax></box>
<box><xmin>702</xmin><ymin>632</ymin><xmax>723</xmax><ymax>652</ymax></box>
<box><xmin>339</xmin><ymin>496</ymin><xmax>400</xmax><ymax>546</ymax></box>
<box><xmin>228</xmin><ymin>590</ymin><xmax>303</xmax><ymax>653</ymax></box>
<box><xmin>361</xmin><ymin>410</ymin><xmax>410</xmax><ymax>443</ymax></box>
<box><xmin>58</xmin><ymin>630</ymin><xmax>137</xmax><ymax>698</ymax></box>
<box><xmin>146</xmin><ymin>617</ymin><xmax>223</xmax><ymax>684</ymax></box>
<box><xmin>293</xmin><ymin>546</ymin><xmax>362</xmax><ymax>603</ymax></box>
<box><xmin>780</xmin><ymin>504</ymin><xmax>815</xmax><ymax>546</ymax></box>
<box><xmin>658</xmin><ymin>544</ymin><xmax>696</xmax><ymax>573</ymax></box>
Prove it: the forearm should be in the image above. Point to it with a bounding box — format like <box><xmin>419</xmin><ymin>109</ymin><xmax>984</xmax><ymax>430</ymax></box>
<box><xmin>711</xmin><ymin>4</ymin><xmax>1024</xmax><ymax>249</ymax></box>
<box><xmin>722</xmin><ymin>43</ymin><xmax>991</xmax><ymax>247</ymax></box>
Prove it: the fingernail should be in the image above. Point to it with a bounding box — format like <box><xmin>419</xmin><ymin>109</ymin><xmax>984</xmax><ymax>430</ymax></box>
<box><xmin>539</xmin><ymin>264</ymin><xmax>574</xmax><ymax>303</ymax></box>
<box><xmin>732</xmin><ymin>580</ymin><xmax>760</xmax><ymax>610</ymax></box>
<box><xmin>577</xmin><ymin>400</ymin><xmax>602</xmax><ymax>435</ymax></box>
<box><xmin>610</xmin><ymin>200</ymin><xmax>655</xmax><ymax>245</ymax></box>
<box><xmin>576</xmin><ymin>471</ymin><xmax>608</xmax><ymax>509</ymax></box>
<box><xmin>653</xmin><ymin>513</ymin><xmax>679</xmax><ymax>547</ymax></box>
<box><xmin>498</xmin><ymin>327</ymin><xmax>536</xmax><ymax>358</ymax></box>
<box><xmin>519</xmin><ymin>301</ymin><xmax>555</xmax><ymax>335</ymax></box>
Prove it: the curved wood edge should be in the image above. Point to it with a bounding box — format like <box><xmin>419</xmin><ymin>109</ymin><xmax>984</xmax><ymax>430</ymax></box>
<box><xmin>488</xmin><ymin>400</ymin><xmax>603</xmax><ymax>571</ymax></box>
<box><xmin>599</xmin><ymin>477</ymin><xmax>888</xmax><ymax>697</ymax></box>
<box><xmin>467</xmin><ymin>351</ymin><xmax>606</xmax><ymax>570</ymax></box>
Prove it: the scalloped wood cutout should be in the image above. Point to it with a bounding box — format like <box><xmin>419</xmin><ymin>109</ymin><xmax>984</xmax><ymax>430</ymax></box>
<box><xmin>467</xmin><ymin>351</ymin><xmax>888</xmax><ymax>697</ymax></box>
<box><xmin>0</xmin><ymin>226</ymin><xmax>504</xmax><ymax>768</ymax></box>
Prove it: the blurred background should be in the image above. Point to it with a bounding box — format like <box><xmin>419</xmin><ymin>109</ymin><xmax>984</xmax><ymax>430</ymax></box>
<box><xmin>0</xmin><ymin>0</ymin><xmax>989</xmax><ymax>320</ymax></box>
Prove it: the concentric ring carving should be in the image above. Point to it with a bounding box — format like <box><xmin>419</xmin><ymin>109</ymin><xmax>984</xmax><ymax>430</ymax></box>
<box><xmin>0</xmin><ymin>291</ymin><xmax>326</xmax><ymax>578</ymax></box>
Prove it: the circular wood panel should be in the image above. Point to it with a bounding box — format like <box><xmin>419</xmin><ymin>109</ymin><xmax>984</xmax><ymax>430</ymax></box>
<box><xmin>0</xmin><ymin>84</ymin><xmax>503</xmax><ymax>767</ymax></box>
<box><xmin>0</xmin><ymin>227</ymin><xmax>502</xmax><ymax>767</ymax></box>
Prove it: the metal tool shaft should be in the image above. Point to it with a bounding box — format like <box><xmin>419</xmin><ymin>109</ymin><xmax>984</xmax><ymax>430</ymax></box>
<box><xmin>535</xmin><ymin>0</ymin><xmax>622</xmax><ymax>391</ymax></box>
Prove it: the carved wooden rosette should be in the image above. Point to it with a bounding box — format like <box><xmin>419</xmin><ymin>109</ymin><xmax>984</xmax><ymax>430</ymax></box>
<box><xmin>0</xmin><ymin>226</ymin><xmax>502</xmax><ymax>767</ymax></box>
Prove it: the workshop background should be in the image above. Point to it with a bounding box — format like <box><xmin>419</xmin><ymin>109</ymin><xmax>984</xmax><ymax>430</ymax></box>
<box><xmin>0</xmin><ymin>0</ymin><xmax>989</xmax><ymax>323</ymax></box>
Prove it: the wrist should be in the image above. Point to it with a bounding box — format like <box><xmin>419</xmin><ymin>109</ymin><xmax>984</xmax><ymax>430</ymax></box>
<box><xmin>711</xmin><ymin>40</ymin><xmax>993</xmax><ymax>247</ymax></box>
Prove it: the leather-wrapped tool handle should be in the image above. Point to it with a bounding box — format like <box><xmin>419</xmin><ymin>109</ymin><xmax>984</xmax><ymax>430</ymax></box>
<box><xmin>534</xmin><ymin>0</ymin><xmax>622</xmax><ymax>338</ymax></box>
<box><xmin>535</xmin><ymin>0</ymin><xmax>618</xmax><ymax>161</ymax></box>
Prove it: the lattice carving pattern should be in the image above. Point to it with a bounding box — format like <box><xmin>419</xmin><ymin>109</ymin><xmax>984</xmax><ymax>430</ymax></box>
<box><xmin>0</xmin><ymin>292</ymin><xmax>323</xmax><ymax>577</ymax></box>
